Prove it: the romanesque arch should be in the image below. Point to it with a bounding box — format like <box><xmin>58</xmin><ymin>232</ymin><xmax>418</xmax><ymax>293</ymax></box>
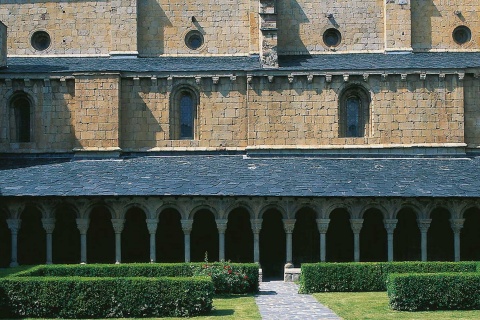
<box><xmin>122</xmin><ymin>207</ymin><xmax>149</xmax><ymax>263</ymax></box>
<box><xmin>18</xmin><ymin>204</ymin><xmax>45</xmax><ymax>265</ymax></box>
<box><xmin>260</xmin><ymin>208</ymin><xmax>285</xmax><ymax>279</ymax></box>
<box><xmin>292</xmin><ymin>207</ymin><xmax>319</xmax><ymax>266</ymax></box>
<box><xmin>428</xmin><ymin>207</ymin><xmax>453</xmax><ymax>261</ymax></box>
<box><xmin>326</xmin><ymin>208</ymin><xmax>353</xmax><ymax>262</ymax></box>
<box><xmin>360</xmin><ymin>208</ymin><xmax>387</xmax><ymax>261</ymax></box>
<box><xmin>225</xmin><ymin>207</ymin><xmax>253</xmax><ymax>262</ymax></box>
<box><xmin>157</xmin><ymin>208</ymin><xmax>184</xmax><ymax>262</ymax></box>
<box><xmin>191</xmin><ymin>209</ymin><xmax>218</xmax><ymax>262</ymax></box>
<box><xmin>53</xmin><ymin>204</ymin><xmax>80</xmax><ymax>264</ymax></box>
<box><xmin>0</xmin><ymin>209</ymin><xmax>10</xmax><ymax>267</ymax></box>
<box><xmin>461</xmin><ymin>206</ymin><xmax>480</xmax><ymax>260</ymax></box>
<box><xmin>393</xmin><ymin>207</ymin><xmax>420</xmax><ymax>261</ymax></box>
<box><xmin>87</xmin><ymin>205</ymin><xmax>115</xmax><ymax>263</ymax></box>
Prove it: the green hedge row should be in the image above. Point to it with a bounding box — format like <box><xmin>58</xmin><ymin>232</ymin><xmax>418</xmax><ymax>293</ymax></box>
<box><xmin>14</xmin><ymin>262</ymin><xmax>259</xmax><ymax>294</ymax></box>
<box><xmin>299</xmin><ymin>261</ymin><xmax>477</xmax><ymax>293</ymax></box>
<box><xmin>387</xmin><ymin>272</ymin><xmax>480</xmax><ymax>311</ymax></box>
<box><xmin>0</xmin><ymin>276</ymin><xmax>214</xmax><ymax>318</ymax></box>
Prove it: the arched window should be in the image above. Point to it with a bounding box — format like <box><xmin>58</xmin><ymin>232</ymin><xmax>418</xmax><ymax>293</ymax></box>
<box><xmin>339</xmin><ymin>86</ymin><xmax>370</xmax><ymax>138</ymax></box>
<box><xmin>10</xmin><ymin>93</ymin><xmax>33</xmax><ymax>143</ymax></box>
<box><xmin>171</xmin><ymin>87</ymin><xmax>198</xmax><ymax>140</ymax></box>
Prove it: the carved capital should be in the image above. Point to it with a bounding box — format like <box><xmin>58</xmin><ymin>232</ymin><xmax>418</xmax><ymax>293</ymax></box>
<box><xmin>417</xmin><ymin>219</ymin><xmax>432</xmax><ymax>233</ymax></box>
<box><xmin>181</xmin><ymin>219</ymin><xmax>193</xmax><ymax>235</ymax></box>
<box><xmin>111</xmin><ymin>218</ymin><xmax>125</xmax><ymax>234</ymax></box>
<box><xmin>7</xmin><ymin>202</ymin><xmax>25</xmax><ymax>219</ymax></box>
<box><xmin>41</xmin><ymin>218</ymin><xmax>56</xmax><ymax>234</ymax></box>
<box><xmin>250</xmin><ymin>219</ymin><xmax>262</xmax><ymax>234</ymax></box>
<box><xmin>76</xmin><ymin>218</ymin><xmax>90</xmax><ymax>234</ymax></box>
<box><xmin>146</xmin><ymin>218</ymin><xmax>158</xmax><ymax>234</ymax></box>
<box><xmin>450</xmin><ymin>218</ymin><xmax>465</xmax><ymax>233</ymax></box>
<box><xmin>215</xmin><ymin>219</ymin><xmax>228</xmax><ymax>234</ymax></box>
<box><xmin>383</xmin><ymin>219</ymin><xmax>398</xmax><ymax>233</ymax></box>
<box><xmin>283</xmin><ymin>219</ymin><xmax>296</xmax><ymax>234</ymax></box>
<box><xmin>6</xmin><ymin>219</ymin><xmax>21</xmax><ymax>233</ymax></box>
<box><xmin>350</xmin><ymin>219</ymin><xmax>364</xmax><ymax>234</ymax></box>
<box><xmin>316</xmin><ymin>218</ymin><xmax>330</xmax><ymax>234</ymax></box>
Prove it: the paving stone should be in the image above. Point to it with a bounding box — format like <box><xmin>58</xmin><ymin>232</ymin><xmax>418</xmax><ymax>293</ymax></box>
<box><xmin>255</xmin><ymin>281</ymin><xmax>341</xmax><ymax>320</ymax></box>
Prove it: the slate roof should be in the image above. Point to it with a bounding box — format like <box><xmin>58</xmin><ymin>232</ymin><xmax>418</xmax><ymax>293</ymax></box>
<box><xmin>0</xmin><ymin>155</ymin><xmax>479</xmax><ymax>198</ymax></box>
<box><xmin>3</xmin><ymin>52</ymin><xmax>480</xmax><ymax>74</ymax></box>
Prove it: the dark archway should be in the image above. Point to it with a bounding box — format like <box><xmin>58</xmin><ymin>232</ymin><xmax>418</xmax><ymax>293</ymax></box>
<box><xmin>225</xmin><ymin>208</ymin><xmax>253</xmax><ymax>262</ymax></box>
<box><xmin>122</xmin><ymin>207</ymin><xmax>149</xmax><ymax>263</ymax></box>
<box><xmin>260</xmin><ymin>209</ymin><xmax>285</xmax><ymax>279</ymax></box>
<box><xmin>87</xmin><ymin>206</ymin><xmax>115</xmax><ymax>263</ymax></box>
<box><xmin>326</xmin><ymin>209</ymin><xmax>353</xmax><ymax>262</ymax></box>
<box><xmin>428</xmin><ymin>208</ymin><xmax>453</xmax><ymax>261</ymax></box>
<box><xmin>461</xmin><ymin>207</ymin><xmax>480</xmax><ymax>261</ymax></box>
<box><xmin>293</xmin><ymin>208</ymin><xmax>319</xmax><ymax>266</ymax></box>
<box><xmin>360</xmin><ymin>209</ymin><xmax>387</xmax><ymax>262</ymax></box>
<box><xmin>394</xmin><ymin>208</ymin><xmax>420</xmax><ymax>261</ymax></box>
<box><xmin>53</xmin><ymin>205</ymin><xmax>80</xmax><ymax>264</ymax></box>
<box><xmin>157</xmin><ymin>209</ymin><xmax>184</xmax><ymax>262</ymax></box>
<box><xmin>18</xmin><ymin>205</ymin><xmax>45</xmax><ymax>265</ymax></box>
<box><xmin>0</xmin><ymin>210</ymin><xmax>11</xmax><ymax>267</ymax></box>
<box><xmin>191</xmin><ymin>209</ymin><xmax>218</xmax><ymax>262</ymax></box>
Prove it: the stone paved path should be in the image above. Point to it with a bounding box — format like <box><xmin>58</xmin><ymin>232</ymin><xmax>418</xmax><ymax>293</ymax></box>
<box><xmin>255</xmin><ymin>281</ymin><xmax>342</xmax><ymax>319</ymax></box>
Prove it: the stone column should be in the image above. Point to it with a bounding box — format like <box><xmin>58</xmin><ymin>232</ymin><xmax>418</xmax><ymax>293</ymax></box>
<box><xmin>111</xmin><ymin>219</ymin><xmax>125</xmax><ymax>264</ymax></box>
<box><xmin>350</xmin><ymin>219</ymin><xmax>363</xmax><ymax>262</ymax></box>
<box><xmin>181</xmin><ymin>220</ymin><xmax>193</xmax><ymax>263</ymax></box>
<box><xmin>316</xmin><ymin>219</ymin><xmax>330</xmax><ymax>262</ymax></box>
<box><xmin>383</xmin><ymin>219</ymin><xmax>398</xmax><ymax>262</ymax></box>
<box><xmin>6</xmin><ymin>219</ymin><xmax>21</xmax><ymax>267</ymax></box>
<box><xmin>417</xmin><ymin>219</ymin><xmax>432</xmax><ymax>261</ymax></box>
<box><xmin>283</xmin><ymin>219</ymin><xmax>296</xmax><ymax>267</ymax></box>
<box><xmin>216</xmin><ymin>219</ymin><xmax>228</xmax><ymax>262</ymax></box>
<box><xmin>251</xmin><ymin>219</ymin><xmax>262</xmax><ymax>263</ymax></box>
<box><xmin>146</xmin><ymin>218</ymin><xmax>158</xmax><ymax>263</ymax></box>
<box><xmin>75</xmin><ymin>219</ymin><xmax>89</xmax><ymax>264</ymax></box>
<box><xmin>450</xmin><ymin>218</ymin><xmax>465</xmax><ymax>262</ymax></box>
<box><xmin>42</xmin><ymin>218</ymin><xmax>56</xmax><ymax>264</ymax></box>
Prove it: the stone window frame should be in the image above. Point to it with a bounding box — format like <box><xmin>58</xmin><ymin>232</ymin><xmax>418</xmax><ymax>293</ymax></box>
<box><xmin>9</xmin><ymin>91</ymin><xmax>34</xmax><ymax>143</ymax></box>
<box><xmin>30</xmin><ymin>30</ymin><xmax>52</xmax><ymax>52</ymax></box>
<box><xmin>170</xmin><ymin>85</ymin><xmax>199</xmax><ymax>140</ymax></box>
<box><xmin>338</xmin><ymin>85</ymin><xmax>370</xmax><ymax>138</ymax></box>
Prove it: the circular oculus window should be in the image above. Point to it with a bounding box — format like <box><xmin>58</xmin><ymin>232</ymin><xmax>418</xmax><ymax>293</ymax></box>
<box><xmin>452</xmin><ymin>26</ymin><xmax>471</xmax><ymax>45</ymax></box>
<box><xmin>323</xmin><ymin>28</ymin><xmax>342</xmax><ymax>47</ymax></box>
<box><xmin>185</xmin><ymin>30</ymin><xmax>204</xmax><ymax>50</ymax></box>
<box><xmin>31</xmin><ymin>31</ymin><xmax>51</xmax><ymax>51</ymax></box>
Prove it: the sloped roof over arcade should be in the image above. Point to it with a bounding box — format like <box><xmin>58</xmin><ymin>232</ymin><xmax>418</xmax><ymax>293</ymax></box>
<box><xmin>3</xmin><ymin>52</ymin><xmax>480</xmax><ymax>74</ymax></box>
<box><xmin>0</xmin><ymin>155</ymin><xmax>479</xmax><ymax>198</ymax></box>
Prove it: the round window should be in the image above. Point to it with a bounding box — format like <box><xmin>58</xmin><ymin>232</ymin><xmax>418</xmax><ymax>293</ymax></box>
<box><xmin>31</xmin><ymin>31</ymin><xmax>51</xmax><ymax>51</ymax></box>
<box><xmin>452</xmin><ymin>26</ymin><xmax>471</xmax><ymax>45</ymax></box>
<box><xmin>323</xmin><ymin>28</ymin><xmax>342</xmax><ymax>47</ymax></box>
<box><xmin>185</xmin><ymin>30</ymin><xmax>204</xmax><ymax>50</ymax></box>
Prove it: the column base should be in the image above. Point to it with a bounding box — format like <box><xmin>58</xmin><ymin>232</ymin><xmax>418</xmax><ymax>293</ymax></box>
<box><xmin>115</xmin><ymin>261</ymin><xmax>121</xmax><ymax>264</ymax></box>
<box><xmin>9</xmin><ymin>262</ymin><xmax>18</xmax><ymax>267</ymax></box>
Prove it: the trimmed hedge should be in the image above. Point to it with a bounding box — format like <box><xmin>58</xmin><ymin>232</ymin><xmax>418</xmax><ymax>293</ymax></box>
<box><xmin>299</xmin><ymin>261</ymin><xmax>477</xmax><ymax>293</ymax></box>
<box><xmin>0</xmin><ymin>276</ymin><xmax>213</xmax><ymax>318</ymax></box>
<box><xmin>387</xmin><ymin>272</ymin><xmax>480</xmax><ymax>311</ymax></box>
<box><xmin>14</xmin><ymin>262</ymin><xmax>259</xmax><ymax>294</ymax></box>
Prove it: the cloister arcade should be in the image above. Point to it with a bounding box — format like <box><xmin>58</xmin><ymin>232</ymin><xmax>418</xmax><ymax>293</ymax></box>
<box><xmin>1</xmin><ymin>196</ymin><xmax>479</xmax><ymax>278</ymax></box>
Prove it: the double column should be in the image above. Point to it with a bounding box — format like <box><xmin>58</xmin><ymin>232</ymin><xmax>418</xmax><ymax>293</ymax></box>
<box><xmin>384</xmin><ymin>219</ymin><xmax>398</xmax><ymax>262</ymax></box>
<box><xmin>283</xmin><ymin>219</ymin><xmax>295</xmax><ymax>266</ymax></box>
<box><xmin>146</xmin><ymin>219</ymin><xmax>159</xmax><ymax>262</ymax></box>
<box><xmin>42</xmin><ymin>218</ymin><xmax>56</xmax><ymax>264</ymax></box>
<box><xmin>6</xmin><ymin>219</ymin><xmax>21</xmax><ymax>267</ymax></box>
<box><xmin>450</xmin><ymin>218</ymin><xmax>464</xmax><ymax>262</ymax></box>
<box><xmin>316</xmin><ymin>219</ymin><xmax>330</xmax><ymax>262</ymax></box>
<box><xmin>111</xmin><ymin>219</ymin><xmax>125</xmax><ymax>264</ymax></box>
<box><xmin>417</xmin><ymin>219</ymin><xmax>431</xmax><ymax>261</ymax></box>
<box><xmin>350</xmin><ymin>219</ymin><xmax>363</xmax><ymax>262</ymax></box>
<box><xmin>76</xmin><ymin>218</ymin><xmax>89</xmax><ymax>263</ymax></box>
<box><xmin>181</xmin><ymin>220</ymin><xmax>193</xmax><ymax>263</ymax></box>
<box><xmin>251</xmin><ymin>219</ymin><xmax>262</xmax><ymax>263</ymax></box>
<box><xmin>216</xmin><ymin>219</ymin><xmax>228</xmax><ymax>261</ymax></box>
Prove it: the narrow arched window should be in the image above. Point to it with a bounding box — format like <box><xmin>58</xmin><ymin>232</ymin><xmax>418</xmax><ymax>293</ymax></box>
<box><xmin>339</xmin><ymin>86</ymin><xmax>370</xmax><ymax>138</ymax></box>
<box><xmin>180</xmin><ymin>92</ymin><xmax>194</xmax><ymax>139</ymax></box>
<box><xmin>170</xmin><ymin>87</ymin><xmax>198</xmax><ymax>140</ymax></box>
<box><xmin>10</xmin><ymin>93</ymin><xmax>32</xmax><ymax>142</ymax></box>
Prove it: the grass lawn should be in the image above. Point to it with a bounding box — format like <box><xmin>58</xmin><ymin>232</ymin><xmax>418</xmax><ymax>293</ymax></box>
<box><xmin>0</xmin><ymin>266</ymin><xmax>261</xmax><ymax>320</ymax></box>
<box><xmin>313</xmin><ymin>291</ymin><xmax>480</xmax><ymax>320</ymax></box>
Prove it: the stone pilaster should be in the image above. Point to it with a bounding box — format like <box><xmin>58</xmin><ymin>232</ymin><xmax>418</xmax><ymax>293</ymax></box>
<box><xmin>109</xmin><ymin>0</ymin><xmax>138</xmax><ymax>57</ymax></box>
<box><xmin>316</xmin><ymin>219</ymin><xmax>330</xmax><ymax>262</ymax></box>
<box><xmin>6</xmin><ymin>219</ymin><xmax>21</xmax><ymax>267</ymax></box>
<box><xmin>383</xmin><ymin>219</ymin><xmax>398</xmax><ymax>262</ymax></box>
<box><xmin>42</xmin><ymin>218</ymin><xmax>56</xmax><ymax>264</ymax></box>
<box><xmin>384</xmin><ymin>0</ymin><xmax>412</xmax><ymax>53</ymax></box>
<box><xmin>283</xmin><ymin>219</ymin><xmax>296</xmax><ymax>266</ymax></box>
<box><xmin>417</xmin><ymin>219</ymin><xmax>432</xmax><ymax>261</ymax></box>
<box><xmin>146</xmin><ymin>218</ymin><xmax>158</xmax><ymax>262</ymax></box>
<box><xmin>111</xmin><ymin>218</ymin><xmax>125</xmax><ymax>264</ymax></box>
<box><xmin>450</xmin><ymin>219</ymin><xmax>465</xmax><ymax>262</ymax></box>
<box><xmin>216</xmin><ymin>219</ymin><xmax>228</xmax><ymax>261</ymax></box>
<box><xmin>350</xmin><ymin>219</ymin><xmax>363</xmax><ymax>262</ymax></box>
<box><xmin>259</xmin><ymin>0</ymin><xmax>278</xmax><ymax>68</ymax></box>
<box><xmin>181</xmin><ymin>220</ymin><xmax>193</xmax><ymax>263</ymax></box>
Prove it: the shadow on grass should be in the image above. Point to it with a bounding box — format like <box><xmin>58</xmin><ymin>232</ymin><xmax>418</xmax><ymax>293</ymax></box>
<box><xmin>208</xmin><ymin>309</ymin><xmax>235</xmax><ymax>316</ymax></box>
